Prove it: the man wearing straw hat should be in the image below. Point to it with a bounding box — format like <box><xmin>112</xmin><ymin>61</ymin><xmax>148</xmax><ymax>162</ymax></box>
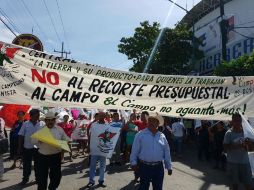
<box><xmin>130</xmin><ymin>113</ymin><xmax>172</xmax><ymax>190</ymax></box>
<box><xmin>35</xmin><ymin>111</ymin><xmax>70</xmax><ymax>190</ymax></box>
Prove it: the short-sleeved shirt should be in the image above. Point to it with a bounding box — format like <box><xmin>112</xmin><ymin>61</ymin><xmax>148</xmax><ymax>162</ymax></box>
<box><xmin>11</xmin><ymin>121</ymin><xmax>24</xmax><ymax>138</ymax></box>
<box><xmin>134</xmin><ymin>121</ymin><xmax>147</xmax><ymax>131</ymax></box>
<box><xmin>172</xmin><ymin>122</ymin><xmax>185</xmax><ymax>137</ymax></box>
<box><xmin>223</xmin><ymin>128</ymin><xmax>249</xmax><ymax>164</ymax></box>
<box><xmin>58</xmin><ymin>122</ymin><xmax>74</xmax><ymax>138</ymax></box>
<box><xmin>18</xmin><ymin>120</ymin><xmax>44</xmax><ymax>149</ymax></box>
<box><xmin>37</xmin><ymin>126</ymin><xmax>70</xmax><ymax>155</ymax></box>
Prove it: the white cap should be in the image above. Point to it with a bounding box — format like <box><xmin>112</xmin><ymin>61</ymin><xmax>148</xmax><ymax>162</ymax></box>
<box><xmin>45</xmin><ymin>111</ymin><xmax>58</xmax><ymax>120</ymax></box>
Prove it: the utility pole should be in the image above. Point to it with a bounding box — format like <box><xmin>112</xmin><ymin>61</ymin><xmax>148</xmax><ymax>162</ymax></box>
<box><xmin>168</xmin><ymin>0</ymin><xmax>196</xmax><ymax>72</ymax></box>
<box><xmin>220</xmin><ymin>0</ymin><xmax>228</xmax><ymax>61</ymax></box>
<box><xmin>54</xmin><ymin>42</ymin><xmax>71</xmax><ymax>58</ymax></box>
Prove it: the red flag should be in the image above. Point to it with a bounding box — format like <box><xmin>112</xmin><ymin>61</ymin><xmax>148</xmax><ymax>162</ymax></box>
<box><xmin>5</xmin><ymin>47</ymin><xmax>20</xmax><ymax>59</ymax></box>
<box><xmin>0</xmin><ymin>104</ymin><xmax>30</xmax><ymax>128</ymax></box>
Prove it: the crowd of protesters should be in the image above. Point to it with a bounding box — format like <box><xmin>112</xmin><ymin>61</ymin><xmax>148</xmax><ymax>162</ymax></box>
<box><xmin>0</xmin><ymin>107</ymin><xmax>253</xmax><ymax>190</ymax></box>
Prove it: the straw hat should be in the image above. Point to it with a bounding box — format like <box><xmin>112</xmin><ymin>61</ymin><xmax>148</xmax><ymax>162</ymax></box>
<box><xmin>148</xmin><ymin>114</ymin><xmax>164</xmax><ymax>126</ymax></box>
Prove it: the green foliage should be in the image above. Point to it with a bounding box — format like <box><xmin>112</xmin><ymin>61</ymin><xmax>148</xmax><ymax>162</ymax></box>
<box><xmin>214</xmin><ymin>51</ymin><xmax>254</xmax><ymax>76</ymax></box>
<box><xmin>118</xmin><ymin>21</ymin><xmax>203</xmax><ymax>75</ymax></box>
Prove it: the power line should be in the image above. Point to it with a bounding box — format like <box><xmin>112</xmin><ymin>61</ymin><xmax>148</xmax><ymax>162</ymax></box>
<box><xmin>0</xmin><ymin>16</ymin><xmax>17</xmax><ymax>37</ymax></box>
<box><xmin>20</xmin><ymin>0</ymin><xmax>47</xmax><ymax>39</ymax></box>
<box><xmin>235</xmin><ymin>20</ymin><xmax>254</xmax><ymax>27</ymax></box>
<box><xmin>234</xmin><ymin>13</ymin><xmax>254</xmax><ymax>42</ymax></box>
<box><xmin>42</xmin><ymin>0</ymin><xmax>62</xmax><ymax>44</ymax></box>
<box><xmin>0</xmin><ymin>7</ymin><xmax>21</xmax><ymax>34</ymax></box>
<box><xmin>55</xmin><ymin>0</ymin><xmax>71</xmax><ymax>51</ymax></box>
<box><xmin>195</xmin><ymin>16</ymin><xmax>220</xmax><ymax>32</ymax></box>
<box><xmin>54</xmin><ymin>42</ymin><xmax>71</xmax><ymax>58</ymax></box>
<box><xmin>234</xmin><ymin>26</ymin><xmax>254</xmax><ymax>29</ymax></box>
<box><xmin>232</xmin><ymin>30</ymin><xmax>254</xmax><ymax>39</ymax></box>
<box><xmin>4</xmin><ymin>0</ymin><xmax>25</xmax><ymax>33</ymax></box>
<box><xmin>20</xmin><ymin>0</ymin><xmax>55</xmax><ymax>50</ymax></box>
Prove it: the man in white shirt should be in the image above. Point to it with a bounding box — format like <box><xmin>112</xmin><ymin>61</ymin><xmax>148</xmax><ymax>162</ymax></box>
<box><xmin>36</xmin><ymin>111</ymin><xmax>70</xmax><ymax>190</ymax></box>
<box><xmin>86</xmin><ymin>112</ymin><xmax>109</xmax><ymax>188</ymax></box>
<box><xmin>18</xmin><ymin>109</ymin><xmax>43</xmax><ymax>185</ymax></box>
<box><xmin>172</xmin><ymin>118</ymin><xmax>185</xmax><ymax>158</ymax></box>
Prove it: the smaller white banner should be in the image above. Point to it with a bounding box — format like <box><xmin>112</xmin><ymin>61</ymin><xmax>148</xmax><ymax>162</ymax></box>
<box><xmin>89</xmin><ymin>122</ymin><xmax>120</xmax><ymax>158</ymax></box>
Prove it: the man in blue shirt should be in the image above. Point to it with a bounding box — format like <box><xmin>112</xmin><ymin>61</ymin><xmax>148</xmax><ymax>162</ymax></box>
<box><xmin>130</xmin><ymin>114</ymin><xmax>172</xmax><ymax>190</ymax></box>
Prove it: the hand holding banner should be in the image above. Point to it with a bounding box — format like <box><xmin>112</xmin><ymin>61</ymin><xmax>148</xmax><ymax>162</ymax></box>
<box><xmin>31</xmin><ymin>127</ymin><xmax>70</xmax><ymax>152</ymax></box>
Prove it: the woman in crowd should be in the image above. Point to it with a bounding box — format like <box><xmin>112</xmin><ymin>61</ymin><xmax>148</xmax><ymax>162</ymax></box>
<box><xmin>124</xmin><ymin>113</ymin><xmax>138</xmax><ymax>162</ymax></box>
<box><xmin>72</xmin><ymin>114</ymin><xmax>89</xmax><ymax>155</ymax></box>
<box><xmin>58</xmin><ymin>114</ymin><xmax>74</xmax><ymax>162</ymax></box>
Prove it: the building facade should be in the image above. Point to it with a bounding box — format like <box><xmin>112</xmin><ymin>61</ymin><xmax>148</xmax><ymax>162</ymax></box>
<box><xmin>182</xmin><ymin>0</ymin><xmax>254</xmax><ymax>75</ymax></box>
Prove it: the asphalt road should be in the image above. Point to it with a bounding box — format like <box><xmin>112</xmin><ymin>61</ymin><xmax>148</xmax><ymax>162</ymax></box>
<box><xmin>1</xmin><ymin>144</ymin><xmax>230</xmax><ymax>190</ymax></box>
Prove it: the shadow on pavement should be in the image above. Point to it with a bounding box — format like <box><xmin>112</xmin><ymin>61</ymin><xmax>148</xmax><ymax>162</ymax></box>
<box><xmin>0</xmin><ymin>181</ymin><xmax>37</xmax><ymax>190</ymax></box>
<box><xmin>62</xmin><ymin>157</ymin><xmax>89</xmax><ymax>177</ymax></box>
<box><xmin>107</xmin><ymin>164</ymin><xmax>133</xmax><ymax>175</ymax></box>
<box><xmin>119</xmin><ymin>181</ymin><xmax>139</xmax><ymax>190</ymax></box>
<box><xmin>174</xmin><ymin>143</ymin><xmax>230</xmax><ymax>190</ymax></box>
<box><xmin>79</xmin><ymin>183</ymin><xmax>109</xmax><ymax>190</ymax></box>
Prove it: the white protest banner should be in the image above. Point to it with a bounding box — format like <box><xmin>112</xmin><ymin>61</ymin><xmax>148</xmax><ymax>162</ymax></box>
<box><xmin>241</xmin><ymin>113</ymin><xmax>254</xmax><ymax>141</ymax></box>
<box><xmin>89</xmin><ymin>123</ymin><xmax>120</xmax><ymax>158</ymax></box>
<box><xmin>241</xmin><ymin>114</ymin><xmax>254</xmax><ymax>175</ymax></box>
<box><xmin>1</xmin><ymin>41</ymin><xmax>254</xmax><ymax>120</ymax></box>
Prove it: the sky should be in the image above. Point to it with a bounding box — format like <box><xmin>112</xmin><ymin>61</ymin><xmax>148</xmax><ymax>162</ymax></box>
<box><xmin>0</xmin><ymin>0</ymin><xmax>201</xmax><ymax>71</ymax></box>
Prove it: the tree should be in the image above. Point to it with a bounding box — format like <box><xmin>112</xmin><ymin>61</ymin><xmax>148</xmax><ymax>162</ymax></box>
<box><xmin>118</xmin><ymin>21</ymin><xmax>203</xmax><ymax>75</ymax></box>
<box><xmin>214</xmin><ymin>51</ymin><xmax>254</xmax><ymax>76</ymax></box>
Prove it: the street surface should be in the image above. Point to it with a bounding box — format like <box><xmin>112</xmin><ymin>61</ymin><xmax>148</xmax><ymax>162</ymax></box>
<box><xmin>1</xmin><ymin>144</ymin><xmax>230</xmax><ymax>190</ymax></box>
